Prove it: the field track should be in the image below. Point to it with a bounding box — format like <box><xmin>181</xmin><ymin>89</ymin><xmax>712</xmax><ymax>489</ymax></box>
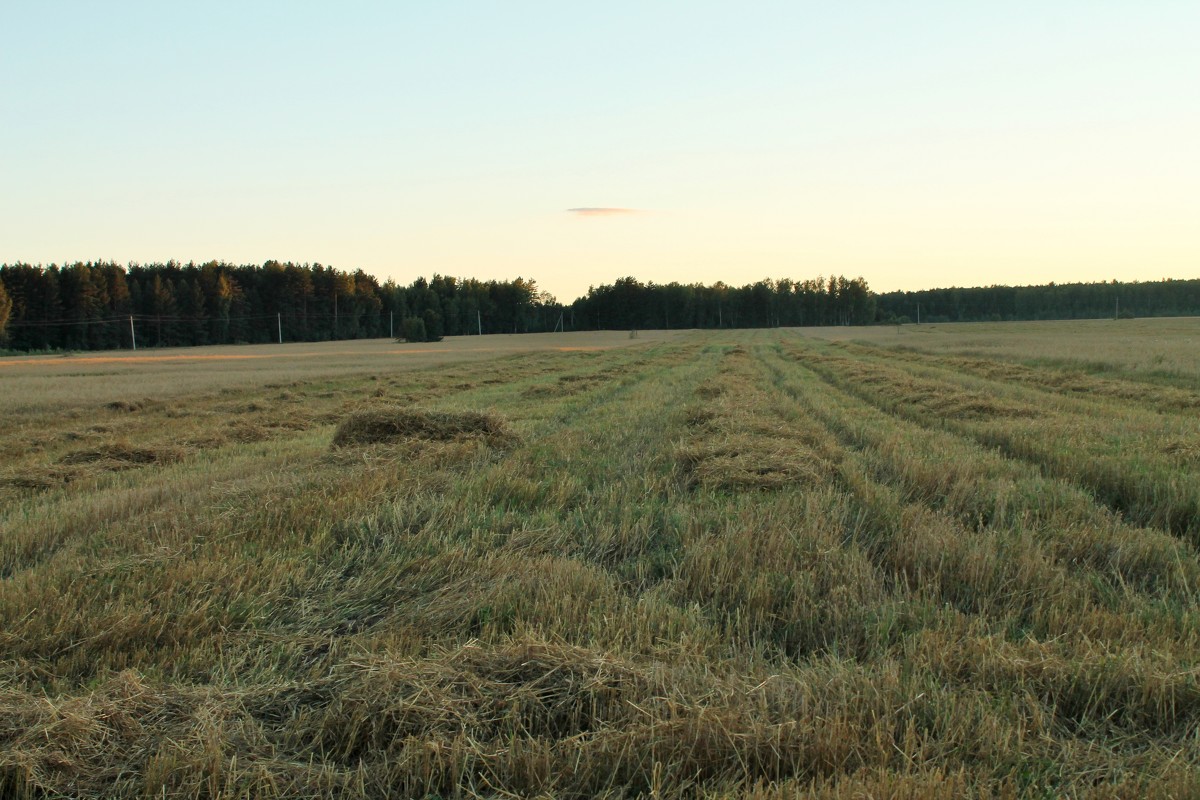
<box><xmin>2</xmin><ymin>327</ymin><xmax>1200</xmax><ymax>797</ymax></box>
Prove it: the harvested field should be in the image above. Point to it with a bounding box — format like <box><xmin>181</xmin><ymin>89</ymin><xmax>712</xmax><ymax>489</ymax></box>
<box><xmin>2</xmin><ymin>327</ymin><xmax>1200</xmax><ymax>797</ymax></box>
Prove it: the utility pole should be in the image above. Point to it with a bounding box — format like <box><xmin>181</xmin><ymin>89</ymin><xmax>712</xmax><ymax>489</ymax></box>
<box><xmin>1115</xmin><ymin>296</ymin><xmax>1119</xmax><ymax>320</ymax></box>
<box><xmin>917</xmin><ymin>303</ymin><xmax>921</xmax><ymax>325</ymax></box>
<box><xmin>277</xmin><ymin>313</ymin><xmax>282</xmax><ymax>344</ymax></box>
<box><xmin>477</xmin><ymin>309</ymin><xmax>482</xmax><ymax>336</ymax></box>
<box><xmin>334</xmin><ymin>293</ymin><xmax>338</xmax><ymax>338</ymax></box>
<box><xmin>389</xmin><ymin>311</ymin><xmax>394</xmax><ymax>339</ymax></box>
<box><xmin>129</xmin><ymin>315</ymin><xmax>136</xmax><ymax>351</ymax></box>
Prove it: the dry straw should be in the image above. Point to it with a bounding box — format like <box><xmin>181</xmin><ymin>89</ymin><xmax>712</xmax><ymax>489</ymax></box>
<box><xmin>332</xmin><ymin>408</ymin><xmax>513</xmax><ymax>448</ymax></box>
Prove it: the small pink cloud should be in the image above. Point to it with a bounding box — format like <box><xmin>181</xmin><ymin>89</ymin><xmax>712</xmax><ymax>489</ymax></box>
<box><xmin>566</xmin><ymin>207</ymin><xmax>640</xmax><ymax>217</ymax></box>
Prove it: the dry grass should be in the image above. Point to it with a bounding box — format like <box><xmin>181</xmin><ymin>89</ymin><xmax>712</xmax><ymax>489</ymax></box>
<box><xmin>801</xmin><ymin>317</ymin><xmax>1200</xmax><ymax>383</ymax></box>
<box><xmin>104</xmin><ymin>399</ymin><xmax>147</xmax><ymax>412</ymax></box>
<box><xmin>0</xmin><ymin>331</ymin><xmax>686</xmax><ymax>416</ymax></box>
<box><xmin>678</xmin><ymin>434</ymin><xmax>826</xmax><ymax>491</ymax></box>
<box><xmin>2</xmin><ymin>330</ymin><xmax>1200</xmax><ymax>797</ymax></box>
<box><xmin>331</xmin><ymin>408</ymin><xmax>512</xmax><ymax>448</ymax></box>
<box><xmin>58</xmin><ymin>443</ymin><xmax>189</xmax><ymax>468</ymax></box>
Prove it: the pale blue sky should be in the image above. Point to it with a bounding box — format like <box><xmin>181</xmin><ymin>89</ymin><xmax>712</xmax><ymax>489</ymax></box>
<box><xmin>3</xmin><ymin>2</ymin><xmax>1197</xmax><ymax>301</ymax></box>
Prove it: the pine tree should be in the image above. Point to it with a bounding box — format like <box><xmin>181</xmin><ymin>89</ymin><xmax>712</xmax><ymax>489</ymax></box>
<box><xmin>0</xmin><ymin>278</ymin><xmax>11</xmax><ymax>343</ymax></box>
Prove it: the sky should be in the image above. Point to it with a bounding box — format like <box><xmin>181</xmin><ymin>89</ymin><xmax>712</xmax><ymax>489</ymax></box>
<box><xmin>2</xmin><ymin>1</ymin><xmax>1197</xmax><ymax>302</ymax></box>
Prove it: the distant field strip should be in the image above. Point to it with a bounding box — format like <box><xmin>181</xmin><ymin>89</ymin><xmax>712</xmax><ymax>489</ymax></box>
<box><xmin>0</xmin><ymin>345</ymin><xmax>622</xmax><ymax>368</ymax></box>
<box><xmin>2</xmin><ymin>330</ymin><xmax>1199</xmax><ymax>798</ymax></box>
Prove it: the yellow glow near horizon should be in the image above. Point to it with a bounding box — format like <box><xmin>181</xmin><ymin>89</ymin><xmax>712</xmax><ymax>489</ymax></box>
<box><xmin>2</xmin><ymin>4</ymin><xmax>1196</xmax><ymax>300</ymax></box>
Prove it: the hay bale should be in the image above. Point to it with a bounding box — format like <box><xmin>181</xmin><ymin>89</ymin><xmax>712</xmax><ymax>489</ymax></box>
<box><xmin>332</xmin><ymin>408</ymin><xmax>512</xmax><ymax>448</ymax></box>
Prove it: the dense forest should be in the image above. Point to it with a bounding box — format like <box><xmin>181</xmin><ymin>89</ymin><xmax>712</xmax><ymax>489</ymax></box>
<box><xmin>876</xmin><ymin>279</ymin><xmax>1200</xmax><ymax>323</ymax></box>
<box><xmin>0</xmin><ymin>261</ymin><xmax>1197</xmax><ymax>351</ymax></box>
<box><xmin>0</xmin><ymin>261</ymin><xmax>555</xmax><ymax>350</ymax></box>
<box><xmin>571</xmin><ymin>276</ymin><xmax>876</xmax><ymax>329</ymax></box>
<box><xmin>0</xmin><ymin>263</ymin><xmax>875</xmax><ymax>350</ymax></box>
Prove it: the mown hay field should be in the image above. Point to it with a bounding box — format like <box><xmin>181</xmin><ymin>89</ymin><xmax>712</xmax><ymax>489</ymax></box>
<box><xmin>2</xmin><ymin>322</ymin><xmax>1200</xmax><ymax>798</ymax></box>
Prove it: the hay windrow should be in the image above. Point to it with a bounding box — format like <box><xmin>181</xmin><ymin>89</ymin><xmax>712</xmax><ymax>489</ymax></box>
<box><xmin>802</xmin><ymin>354</ymin><xmax>1040</xmax><ymax>420</ymax></box>
<box><xmin>521</xmin><ymin>384</ymin><xmax>561</xmax><ymax>398</ymax></box>
<box><xmin>228</xmin><ymin>423</ymin><xmax>273</xmax><ymax>443</ymax></box>
<box><xmin>58</xmin><ymin>443</ymin><xmax>189</xmax><ymax>468</ymax></box>
<box><xmin>0</xmin><ymin>466</ymin><xmax>79</xmax><ymax>490</ymax></box>
<box><xmin>913</xmin><ymin>392</ymin><xmax>1038</xmax><ymax>420</ymax></box>
<box><xmin>678</xmin><ymin>435</ymin><xmax>827</xmax><ymax>492</ymax></box>
<box><xmin>104</xmin><ymin>400</ymin><xmax>144</xmax><ymax>413</ymax></box>
<box><xmin>332</xmin><ymin>408</ymin><xmax>514</xmax><ymax>448</ymax></box>
<box><xmin>519</xmin><ymin>372</ymin><xmax>608</xmax><ymax>399</ymax></box>
<box><xmin>678</xmin><ymin>354</ymin><xmax>830</xmax><ymax>492</ymax></box>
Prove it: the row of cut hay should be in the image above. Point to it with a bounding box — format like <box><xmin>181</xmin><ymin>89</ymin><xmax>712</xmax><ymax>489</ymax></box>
<box><xmin>6</xmin><ymin>634</ymin><xmax>1199</xmax><ymax>798</ymax></box>
<box><xmin>768</xmin><ymin>345</ymin><xmax>1200</xmax><ymax>602</ymax></box>
<box><xmin>676</xmin><ymin>347</ymin><xmax>829</xmax><ymax>493</ymax></box>
<box><xmin>849</xmin><ymin>340</ymin><xmax>1200</xmax><ymax>414</ymax></box>
<box><xmin>677</xmin><ymin>434</ymin><xmax>826</xmax><ymax>492</ymax></box>
<box><xmin>663</xmin><ymin>344</ymin><xmax>906</xmax><ymax>658</ymax></box>
<box><xmin>793</xmin><ymin>342</ymin><xmax>1200</xmax><ymax>542</ymax></box>
<box><xmin>760</xmin><ymin>347</ymin><xmax>1200</xmax><ymax>653</ymax></box>
<box><xmin>670</xmin><ymin>489</ymin><xmax>894</xmax><ymax>659</ymax></box>
<box><xmin>331</xmin><ymin>408</ymin><xmax>513</xmax><ymax>448</ymax></box>
<box><xmin>0</xmin><ymin>443</ymin><xmax>192</xmax><ymax>494</ymax></box>
<box><xmin>800</xmin><ymin>349</ymin><xmax>1039</xmax><ymax>420</ymax></box>
<box><xmin>58</xmin><ymin>443</ymin><xmax>189</xmax><ymax>467</ymax></box>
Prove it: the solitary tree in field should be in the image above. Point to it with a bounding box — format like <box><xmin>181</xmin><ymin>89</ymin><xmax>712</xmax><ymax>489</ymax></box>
<box><xmin>0</xmin><ymin>279</ymin><xmax>11</xmax><ymax>342</ymax></box>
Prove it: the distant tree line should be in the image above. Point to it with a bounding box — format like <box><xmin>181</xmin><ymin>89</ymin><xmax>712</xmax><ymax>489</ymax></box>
<box><xmin>569</xmin><ymin>276</ymin><xmax>876</xmax><ymax>329</ymax></box>
<box><xmin>876</xmin><ymin>279</ymin><xmax>1200</xmax><ymax>323</ymax></box>
<box><xmin>0</xmin><ymin>261</ymin><xmax>557</xmax><ymax>350</ymax></box>
<box><xmin>1</xmin><ymin>261</ymin><xmax>1197</xmax><ymax>350</ymax></box>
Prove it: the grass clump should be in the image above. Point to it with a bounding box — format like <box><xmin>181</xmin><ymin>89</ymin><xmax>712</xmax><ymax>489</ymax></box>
<box><xmin>332</xmin><ymin>408</ymin><xmax>513</xmax><ymax>448</ymax></box>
